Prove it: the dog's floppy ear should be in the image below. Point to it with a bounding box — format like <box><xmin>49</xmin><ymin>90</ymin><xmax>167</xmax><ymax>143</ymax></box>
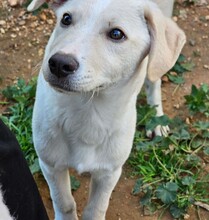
<box><xmin>144</xmin><ymin>2</ymin><xmax>186</xmax><ymax>82</ymax></box>
<box><xmin>27</xmin><ymin>0</ymin><xmax>67</xmax><ymax>12</ymax></box>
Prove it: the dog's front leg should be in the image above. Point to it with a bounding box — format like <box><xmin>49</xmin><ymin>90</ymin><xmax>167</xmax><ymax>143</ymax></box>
<box><xmin>39</xmin><ymin>159</ymin><xmax>78</xmax><ymax>220</ymax></box>
<box><xmin>82</xmin><ymin>167</ymin><xmax>122</xmax><ymax>220</ymax></box>
<box><xmin>145</xmin><ymin>78</ymin><xmax>170</xmax><ymax>137</ymax></box>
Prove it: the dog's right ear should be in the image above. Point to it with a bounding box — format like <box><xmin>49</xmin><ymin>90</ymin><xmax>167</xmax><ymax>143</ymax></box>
<box><xmin>143</xmin><ymin>1</ymin><xmax>186</xmax><ymax>82</ymax></box>
<box><xmin>27</xmin><ymin>0</ymin><xmax>67</xmax><ymax>12</ymax></box>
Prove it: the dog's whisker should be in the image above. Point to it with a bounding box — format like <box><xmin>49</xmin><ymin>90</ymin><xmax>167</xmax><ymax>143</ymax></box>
<box><xmin>85</xmin><ymin>90</ymin><xmax>95</xmax><ymax>105</ymax></box>
<box><xmin>31</xmin><ymin>61</ymin><xmax>42</xmax><ymax>75</ymax></box>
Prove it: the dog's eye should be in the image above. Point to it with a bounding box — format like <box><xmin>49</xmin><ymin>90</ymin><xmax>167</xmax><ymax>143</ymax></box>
<box><xmin>61</xmin><ymin>13</ymin><xmax>72</xmax><ymax>26</ymax></box>
<box><xmin>108</xmin><ymin>28</ymin><xmax>126</xmax><ymax>41</ymax></box>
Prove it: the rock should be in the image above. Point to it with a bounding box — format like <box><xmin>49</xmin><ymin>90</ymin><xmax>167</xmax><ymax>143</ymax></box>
<box><xmin>0</xmin><ymin>20</ymin><xmax>6</xmax><ymax>26</ymax></box>
<box><xmin>10</xmin><ymin>33</ymin><xmax>17</xmax><ymax>38</ymax></box>
<box><xmin>162</xmin><ymin>75</ymin><xmax>169</xmax><ymax>83</ymax></box>
<box><xmin>8</xmin><ymin>0</ymin><xmax>24</xmax><ymax>7</ymax></box>
<box><xmin>169</xmin><ymin>71</ymin><xmax>178</xmax><ymax>76</ymax></box>
<box><xmin>47</xmin><ymin>19</ymin><xmax>54</xmax><ymax>25</ymax></box>
<box><xmin>18</xmin><ymin>20</ymin><xmax>26</xmax><ymax>26</ymax></box>
<box><xmin>38</xmin><ymin>48</ymin><xmax>44</xmax><ymax>57</ymax></box>
<box><xmin>0</xmin><ymin>28</ymin><xmax>5</xmax><ymax>34</ymax></box>
<box><xmin>172</xmin><ymin>16</ymin><xmax>178</xmax><ymax>22</ymax></box>
<box><xmin>189</xmin><ymin>39</ymin><xmax>196</xmax><ymax>46</ymax></box>
<box><xmin>203</xmin><ymin>65</ymin><xmax>209</xmax><ymax>69</ymax></box>
<box><xmin>39</xmin><ymin>13</ymin><xmax>47</xmax><ymax>21</ymax></box>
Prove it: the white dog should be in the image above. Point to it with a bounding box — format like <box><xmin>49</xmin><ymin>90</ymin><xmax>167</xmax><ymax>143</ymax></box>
<box><xmin>28</xmin><ymin>0</ymin><xmax>185</xmax><ymax>219</ymax></box>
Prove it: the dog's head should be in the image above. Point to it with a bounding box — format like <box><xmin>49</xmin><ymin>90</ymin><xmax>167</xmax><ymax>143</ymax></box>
<box><xmin>28</xmin><ymin>0</ymin><xmax>185</xmax><ymax>93</ymax></box>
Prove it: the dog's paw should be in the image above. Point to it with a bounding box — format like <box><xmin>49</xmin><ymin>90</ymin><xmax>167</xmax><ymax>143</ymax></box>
<box><xmin>146</xmin><ymin>125</ymin><xmax>170</xmax><ymax>138</ymax></box>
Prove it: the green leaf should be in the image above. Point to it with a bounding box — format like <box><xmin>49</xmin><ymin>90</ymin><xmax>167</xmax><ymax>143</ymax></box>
<box><xmin>140</xmin><ymin>188</ymin><xmax>152</xmax><ymax>206</ymax></box>
<box><xmin>168</xmin><ymin>74</ymin><xmax>185</xmax><ymax>84</ymax></box>
<box><xmin>194</xmin><ymin>121</ymin><xmax>209</xmax><ymax>131</ymax></box>
<box><xmin>172</xmin><ymin>128</ymin><xmax>191</xmax><ymax>140</ymax></box>
<box><xmin>181</xmin><ymin>62</ymin><xmax>195</xmax><ymax>71</ymax></box>
<box><xmin>181</xmin><ymin>176</ymin><xmax>196</xmax><ymax>186</ymax></box>
<box><xmin>70</xmin><ymin>176</ymin><xmax>80</xmax><ymax>191</ymax></box>
<box><xmin>203</xmin><ymin>147</ymin><xmax>209</xmax><ymax>155</ymax></box>
<box><xmin>156</xmin><ymin>182</ymin><xmax>178</xmax><ymax>204</ymax></box>
<box><xmin>170</xmin><ymin>204</ymin><xmax>185</xmax><ymax>218</ymax></box>
<box><xmin>29</xmin><ymin>158</ymin><xmax>40</xmax><ymax>174</ymax></box>
<box><xmin>145</xmin><ymin>115</ymin><xmax>171</xmax><ymax>132</ymax></box>
<box><xmin>133</xmin><ymin>178</ymin><xmax>143</xmax><ymax>195</ymax></box>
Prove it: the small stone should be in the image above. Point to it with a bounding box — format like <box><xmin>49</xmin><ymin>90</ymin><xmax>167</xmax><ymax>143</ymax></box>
<box><xmin>40</xmin><ymin>13</ymin><xmax>47</xmax><ymax>21</ymax></box>
<box><xmin>189</xmin><ymin>39</ymin><xmax>196</xmax><ymax>46</ymax></box>
<box><xmin>169</xmin><ymin>71</ymin><xmax>177</xmax><ymax>76</ymax></box>
<box><xmin>47</xmin><ymin>19</ymin><xmax>54</xmax><ymax>25</ymax></box>
<box><xmin>18</xmin><ymin>20</ymin><xmax>26</xmax><ymax>26</ymax></box>
<box><xmin>0</xmin><ymin>20</ymin><xmax>6</xmax><ymax>26</ymax></box>
<box><xmin>38</xmin><ymin>48</ymin><xmax>44</xmax><ymax>57</ymax></box>
<box><xmin>203</xmin><ymin>65</ymin><xmax>209</xmax><ymax>69</ymax></box>
<box><xmin>172</xmin><ymin>16</ymin><xmax>178</xmax><ymax>22</ymax></box>
<box><xmin>0</xmin><ymin>28</ymin><xmax>5</xmax><ymax>34</ymax></box>
<box><xmin>8</xmin><ymin>0</ymin><xmax>24</xmax><ymax>6</ymax></box>
<box><xmin>11</xmin><ymin>33</ymin><xmax>17</xmax><ymax>38</ymax></box>
<box><xmin>184</xmin><ymin>214</ymin><xmax>190</xmax><ymax>219</ymax></box>
<box><xmin>174</xmin><ymin>104</ymin><xmax>180</xmax><ymax>109</ymax></box>
<box><xmin>186</xmin><ymin>117</ymin><xmax>190</xmax><ymax>125</ymax></box>
<box><xmin>162</xmin><ymin>75</ymin><xmax>169</xmax><ymax>82</ymax></box>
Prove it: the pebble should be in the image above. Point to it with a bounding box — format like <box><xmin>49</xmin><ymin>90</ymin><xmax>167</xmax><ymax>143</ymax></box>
<box><xmin>0</xmin><ymin>20</ymin><xmax>6</xmax><ymax>26</ymax></box>
<box><xmin>174</xmin><ymin>104</ymin><xmax>180</xmax><ymax>109</ymax></box>
<box><xmin>169</xmin><ymin>71</ymin><xmax>178</xmax><ymax>76</ymax></box>
<box><xmin>10</xmin><ymin>33</ymin><xmax>17</xmax><ymax>38</ymax></box>
<box><xmin>162</xmin><ymin>75</ymin><xmax>169</xmax><ymax>82</ymax></box>
<box><xmin>47</xmin><ymin>19</ymin><xmax>54</xmax><ymax>25</ymax></box>
<box><xmin>189</xmin><ymin>39</ymin><xmax>196</xmax><ymax>46</ymax></box>
<box><xmin>0</xmin><ymin>28</ymin><xmax>5</xmax><ymax>34</ymax></box>
<box><xmin>39</xmin><ymin>13</ymin><xmax>47</xmax><ymax>21</ymax></box>
<box><xmin>18</xmin><ymin>20</ymin><xmax>26</xmax><ymax>26</ymax></box>
<box><xmin>203</xmin><ymin>65</ymin><xmax>209</xmax><ymax>69</ymax></box>
<box><xmin>206</xmin><ymin>15</ymin><xmax>209</xmax><ymax>20</ymax></box>
<box><xmin>186</xmin><ymin>117</ymin><xmax>191</xmax><ymax>125</ymax></box>
<box><xmin>173</xmin><ymin>16</ymin><xmax>178</xmax><ymax>22</ymax></box>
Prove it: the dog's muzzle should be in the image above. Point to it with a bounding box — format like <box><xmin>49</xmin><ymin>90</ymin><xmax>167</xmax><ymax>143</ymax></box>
<box><xmin>48</xmin><ymin>53</ymin><xmax>79</xmax><ymax>78</ymax></box>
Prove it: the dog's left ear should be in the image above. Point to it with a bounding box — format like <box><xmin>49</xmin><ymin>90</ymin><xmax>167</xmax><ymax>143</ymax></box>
<box><xmin>144</xmin><ymin>2</ymin><xmax>186</xmax><ymax>82</ymax></box>
<box><xmin>27</xmin><ymin>0</ymin><xmax>67</xmax><ymax>11</ymax></box>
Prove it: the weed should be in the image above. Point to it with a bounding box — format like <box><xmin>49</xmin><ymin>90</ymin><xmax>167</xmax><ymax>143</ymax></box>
<box><xmin>1</xmin><ymin>78</ymin><xmax>38</xmax><ymax>173</ymax></box>
<box><xmin>167</xmin><ymin>54</ymin><xmax>195</xmax><ymax>85</ymax></box>
<box><xmin>130</xmin><ymin>103</ymin><xmax>209</xmax><ymax>219</ymax></box>
<box><xmin>185</xmin><ymin>84</ymin><xmax>209</xmax><ymax>117</ymax></box>
<box><xmin>183</xmin><ymin>0</ymin><xmax>198</xmax><ymax>6</ymax></box>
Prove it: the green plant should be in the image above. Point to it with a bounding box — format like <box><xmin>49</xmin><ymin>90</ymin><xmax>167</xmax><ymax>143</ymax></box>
<box><xmin>129</xmin><ymin>103</ymin><xmax>209</xmax><ymax>219</ymax></box>
<box><xmin>185</xmin><ymin>84</ymin><xmax>209</xmax><ymax>117</ymax></box>
<box><xmin>1</xmin><ymin>78</ymin><xmax>38</xmax><ymax>172</ymax></box>
<box><xmin>183</xmin><ymin>0</ymin><xmax>198</xmax><ymax>6</ymax></box>
<box><xmin>167</xmin><ymin>54</ymin><xmax>195</xmax><ymax>85</ymax></box>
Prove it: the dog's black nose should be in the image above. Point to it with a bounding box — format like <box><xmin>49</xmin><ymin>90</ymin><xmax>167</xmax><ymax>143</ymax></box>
<box><xmin>48</xmin><ymin>53</ymin><xmax>79</xmax><ymax>77</ymax></box>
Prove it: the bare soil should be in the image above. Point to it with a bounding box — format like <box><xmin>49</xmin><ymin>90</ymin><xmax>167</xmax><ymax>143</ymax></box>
<box><xmin>0</xmin><ymin>0</ymin><xmax>209</xmax><ymax>219</ymax></box>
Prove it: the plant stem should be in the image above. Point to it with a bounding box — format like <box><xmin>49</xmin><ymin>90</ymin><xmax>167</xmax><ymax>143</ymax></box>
<box><xmin>152</xmin><ymin>146</ymin><xmax>175</xmax><ymax>180</ymax></box>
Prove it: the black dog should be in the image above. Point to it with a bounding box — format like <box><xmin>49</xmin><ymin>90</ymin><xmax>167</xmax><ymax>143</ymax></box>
<box><xmin>0</xmin><ymin>119</ymin><xmax>49</xmax><ymax>220</ymax></box>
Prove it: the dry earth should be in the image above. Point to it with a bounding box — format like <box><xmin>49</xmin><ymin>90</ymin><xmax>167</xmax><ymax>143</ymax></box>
<box><xmin>0</xmin><ymin>0</ymin><xmax>209</xmax><ymax>219</ymax></box>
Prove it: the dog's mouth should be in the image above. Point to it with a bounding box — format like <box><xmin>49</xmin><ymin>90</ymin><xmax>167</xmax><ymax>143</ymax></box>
<box><xmin>48</xmin><ymin>80</ymin><xmax>107</xmax><ymax>94</ymax></box>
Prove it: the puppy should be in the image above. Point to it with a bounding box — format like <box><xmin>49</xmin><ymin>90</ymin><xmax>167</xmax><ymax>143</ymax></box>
<box><xmin>28</xmin><ymin>0</ymin><xmax>185</xmax><ymax>219</ymax></box>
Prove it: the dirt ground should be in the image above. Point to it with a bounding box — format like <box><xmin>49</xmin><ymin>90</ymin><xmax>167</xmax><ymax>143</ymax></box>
<box><xmin>0</xmin><ymin>0</ymin><xmax>209</xmax><ymax>219</ymax></box>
